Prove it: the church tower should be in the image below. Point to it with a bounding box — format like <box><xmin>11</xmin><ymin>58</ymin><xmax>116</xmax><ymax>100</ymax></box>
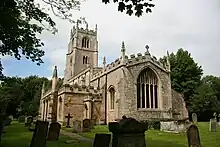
<box><xmin>64</xmin><ymin>20</ymin><xmax>98</xmax><ymax>83</ymax></box>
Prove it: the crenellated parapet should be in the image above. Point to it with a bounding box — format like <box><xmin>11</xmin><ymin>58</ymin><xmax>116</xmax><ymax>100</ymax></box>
<box><xmin>126</xmin><ymin>52</ymin><xmax>168</xmax><ymax>72</ymax></box>
<box><xmin>58</xmin><ymin>83</ymin><xmax>102</xmax><ymax>98</ymax></box>
<box><xmin>90</xmin><ymin>45</ymin><xmax>170</xmax><ymax>81</ymax></box>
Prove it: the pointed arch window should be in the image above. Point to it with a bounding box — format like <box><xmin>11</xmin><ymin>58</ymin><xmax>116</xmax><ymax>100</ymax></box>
<box><xmin>83</xmin><ymin>56</ymin><xmax>89</xmax><ymax>64</ymax></box>
<box><xmin>137</xmin><ymin>68</ymin><xmax>158</xmax><ymax>109</ymax></box>
<box><xmin>109</xmin><ymin>87</ymin><xmax>115</xmax><ymax>109</ymax></box>
<box><xmin>82</xmin><ymin>37</ymin><xmax>90</xmax><ymax>48</ymax></box>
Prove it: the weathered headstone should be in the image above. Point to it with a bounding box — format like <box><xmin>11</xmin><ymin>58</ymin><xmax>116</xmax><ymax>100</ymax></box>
<box><xmin>93</xmin><ymin>133</ymin><xmax>111</xmax><ymax>147</ymax></box>
<box><xmin>25</xmin><ymin>116</ymin><xmax>33</xmax><ymax>127</ymax></box>
<box><xmin>47</xmin><ymin>122</ymin><xmax>61</xmax><ymax>141</ymax></box>
<box><xmin>83</xmin><ymin>119</ymin><xmax>91</xmax><ymax>132</ymax></box>
<box><xmin>65</xmin><ymin>113</ymin><xmax>72</xmax><ymax>128</ymax></box>
<box><xmin>30</xmin><ymin>120</ymin><xmax>49</xmax><ymax>147</ymax></box>
<box><xmin>18</xmin><ymin>115</ymin><xmax>25</xmax><ymax>123</ymax></box>
<box><xmin>72</xmin><ymin>120</ymin><xmax>81</xmax><ymax>133</ymax></box>
<box><xmin>109</xmin><ymin>116</ymin><xmax>148</xmax><ymax>147</ymax></box>
<box><xmin>209</xmin><ymin>118</ymin><xmax>217</xmax><ymax>132</ymax></box>
<box><xmin>187</xmin><ymin>124</ymin><xmax>201</xmax><ymax>147</ymax></box>
<box><xmin>192</xmin><ymin>113</ymin><xmax>197</xmax><ymax>124</ymax></box>
<box><xmin>90</xmin><ymin>119</ymin><xmax>96</xmax><ymax>129</ymax></box>
<box><xmin>3</xmin><ymin>116</ymin><xmax>12</xmax><ymax>126</ymax></box>
<box><xmin>218</xmin><ymin>114</ymin><xmax>220</xmax><ymax>126</ymax></box>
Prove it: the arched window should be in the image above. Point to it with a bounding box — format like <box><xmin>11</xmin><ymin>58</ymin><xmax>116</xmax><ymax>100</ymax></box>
<box><xmin>82</xmin><ymin>37</ymin><xmax>89</xmax><ymax>48</ymax></box>
<box><xmin>83</xmin><ymin>56</ymin><xmax>89</xmax><ymax>64</ymax></box>
<box><xmin>109</xmin><ymin>87</ymin><xmax>115</xmax><ymax>109</ymax></box>
<box><xmin>137</xmin><ymin>68</ymin><xmax>158</xmax><ymax>109</ymax></box>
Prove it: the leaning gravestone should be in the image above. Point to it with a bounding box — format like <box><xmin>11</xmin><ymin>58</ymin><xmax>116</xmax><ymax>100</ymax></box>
<box><xmin>187</xmin><ymin>124</ymin><xmax>201</xmax><ymax>147</ymax></box>
<box><xmin>72</xmin><ymin>120</ymin><xmax>81</xmax><ymax>133</ymax></box>
<box><xmin>3</xmin><ymin>116</ymin><xmax>12</xmax><ymax>126</ymax></box>
<box><xmin>18</xmin><ymin>115</ymin><xmax>25</xmax><ymax>123</ymax></box>
<box><xmin>47</xmin><ymin>122</ymin><xmax>61</xmax><ymax>141</ymax></box>
<box><xmin>209</xmin><ymin>118</ymin><xmax>217</xmax><ymax>132</ymax></box>
<box><xmin>109</xmin><ymin>116</ymin><xmax>148</xmax><ymax>147</ymax></box>
<box><xmin>83</xmin><ymin>119</ymin><xmax>91</xmax><ymax>132</ymax></box>
<box><xmin>30</xmin><ymin>120</ymin><xmax>49</xmax><ymax>147</ymax></box>
<box><xmin>90</xmin><ymin>119</ymin><xmax>96</xmax><ymax>129</ymax></box>
<box><xmin>25</xmin><ymin>116</ymin><xmax>33</xmax><ymax>127</ymax></box>
<box><xmin>93</xmin><ymin>133</ymin><xmax>111</xmax><ymax>147</ymax></box>
<box><xmin>192</xmin><ymin>113</ymin><xmax>198</xmax><ymax>124</ymax></box>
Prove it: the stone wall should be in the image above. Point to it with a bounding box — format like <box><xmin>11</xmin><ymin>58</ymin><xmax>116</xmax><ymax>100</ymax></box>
<box><xmin>171</xmin><ymin>89</ymin><xmax>188</xmax><ymax>120</ymax></box>
<box><xmin>121</xmin><ymin>59</ymin><xmax>172</xmax><ymax>120</ymax></box>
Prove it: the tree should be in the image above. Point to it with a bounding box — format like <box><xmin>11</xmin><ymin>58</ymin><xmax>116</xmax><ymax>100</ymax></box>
<box><xmin>189</xmin><ymin>76</ymin><xmax>220</xmax><ymax>121</ymax></box>
<box><xmin>102</xmin><ymin>0</ymin><xmax>155</xmax><ymax>17</ymax></box>
<box><xmin>0</xmin><ymin>0</ymin><xmax>81</xmax><ymax>77</ymax></box>
<box><xmin>160</xmin><ymin>49</ymin><xmax>203</xmax><ymax>107</ymax></box>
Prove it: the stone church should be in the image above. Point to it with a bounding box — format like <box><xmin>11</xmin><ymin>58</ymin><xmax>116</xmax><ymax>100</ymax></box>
<box><xmin>38</xmin><ymin>20</ymin><xmax>188</xmax><ymax>127</ymax></box>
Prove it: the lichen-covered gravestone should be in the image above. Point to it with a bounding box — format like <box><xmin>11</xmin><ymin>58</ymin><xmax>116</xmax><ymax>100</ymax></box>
<box><xmin>25</xmin><ymin>116</ymin><xmax>33</xmax><ymax>127</ymax></box>
<box><xmin>30</xmin><ymin>120</ymin><xmax>49</xmax><ymax>147</ymax></box>
<box><xmin>209</xmin><ymin>118</ymin><xmax>217</xmax><ymax>132</ymax></box>
<box><xmin>192</xmin><ymin>113</ymin><xmax>198</xmax><ymax>124</ymax></box>
<box><xmin>18</xmin><ymin>115</ymin><xmax>25</xmax><ymax>123</ymax></box>
<box><xmin>93</xmin><ymin>133</ymin><xmax>111</xmax><ymax>147</ymax></box>
<box><xmin>72</xmin><ymin>120</ymin><xmax>81</xmax><ymax>133</ymax></box>
<box><xmin>187</xmin><ymin>124</ymin><xmax>201</xmax><ymax>147</ymax></box>
<box><xmin>109</xmin><ymin>116</ymin><xmax>148</xmax><ymax>147</ymax></box>
<box><xmin>47</xmin><ymin>122</ymin><xmax>61</xmax><ymax>141</ymax></box>
<box><xmin>83</xmin><ymin>119</ymin><xmax>91</xmax><ymax>132</ymax></box>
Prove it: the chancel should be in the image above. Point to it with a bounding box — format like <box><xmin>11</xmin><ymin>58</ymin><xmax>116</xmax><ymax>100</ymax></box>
<box><xmin>38</xmin><ymin>20</ymin><xmax>188</xmax><ymax>132</ymax></box>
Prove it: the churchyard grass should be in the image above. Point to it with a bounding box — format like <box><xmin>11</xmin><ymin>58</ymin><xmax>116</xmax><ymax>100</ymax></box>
<box><xmin>62</xmin><ymin>122</ymin><xmax>219</xmax><ymax>147</ymax></box>
<box><xmin>0</xmin><ymin>122</ymin><xmax>91</xmax><ymax>147</ymax></box>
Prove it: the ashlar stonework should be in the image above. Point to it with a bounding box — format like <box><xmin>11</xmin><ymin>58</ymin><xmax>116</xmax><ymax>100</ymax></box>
<box><xmin>38</xmin><ymin>20</ymin><xmax>188</xmax><ymax>132</ymax></box>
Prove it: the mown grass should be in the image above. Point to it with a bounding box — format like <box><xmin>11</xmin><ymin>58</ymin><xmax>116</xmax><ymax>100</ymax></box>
<box><xmin>63</xmin><ymin>122</ymin><xmax>219</xmax><ymax>147</ymax></box>
<box><xmin>0</xmin><ymin>122</ymin><xmax>91</xmax><ymax>147</ymax></box>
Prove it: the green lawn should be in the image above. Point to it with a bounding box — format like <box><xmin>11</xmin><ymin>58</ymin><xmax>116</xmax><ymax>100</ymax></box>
<box><xmin>0</xmin><ymin>122</ymin><xmax>91</xmax><ymax>147</ymax></box>
<box><xmin>1</xmin><ymin>122</ymin><xmax>219</xmax><ymax>147</ymax></box>
<box><xmin>64</xmin><ymin>122</ymin><xmax>219</xmax><ymax>147</ymax></box>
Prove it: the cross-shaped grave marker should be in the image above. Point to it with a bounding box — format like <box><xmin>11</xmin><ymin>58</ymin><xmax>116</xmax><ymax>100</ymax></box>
<box><xmin>65</xmin><ymin>113</ymin><xmax>72</xmax><ymax>128</ymax></box>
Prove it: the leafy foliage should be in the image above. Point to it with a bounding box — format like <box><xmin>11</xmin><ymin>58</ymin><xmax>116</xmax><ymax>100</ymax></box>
<box><xmin>102</xmin><ymin>0</ymin><xmax>155</xmax><ymax>17</ymax></box>
<box><xmin>160</xmin><ymin>49</ymin><xmax>203</xmax><ymax>106</ymax></box>
<box><xmin>0</xmin><ymin>0</ymin><xmax>81</xmax><ymax>79</ymax></box>
<box><xmin>189</xmin><ymin>76</ymin><xmax>220</xmax><ymax>121</ymax></box>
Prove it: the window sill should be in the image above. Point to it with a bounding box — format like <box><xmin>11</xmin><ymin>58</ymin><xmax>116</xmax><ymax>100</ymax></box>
<box><xmin>137</xmin><ymin>108</ymin><xmax>169</xmax><ymax>112</ymax></box>
<box><xmin>109</xmin><ymin>109</ymin><xmax>115</xmax><ymax>112</ymax></box>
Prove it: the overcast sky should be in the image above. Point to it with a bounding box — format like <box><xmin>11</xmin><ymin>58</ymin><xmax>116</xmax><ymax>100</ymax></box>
<box><xmin>1</xmin><ymin>0</ymin><xmax>220</xmax><ymax>78</ymax></box>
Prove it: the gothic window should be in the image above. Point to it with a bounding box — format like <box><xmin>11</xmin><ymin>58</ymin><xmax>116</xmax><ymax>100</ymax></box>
<box><xmin>85</xmin><ymin>104</ymin><xmax>88</xmax><ymax>118</ymax></box>
<box><xmin>82</xmin><ymin>37</ymin><xmax>89</xmax><ymax>48</ymax></box>
<box><xmin>109</xmin><ymin>87</ymin><xmax>115</xmax><ymax>109</ymax></box>
<box><xmin>83</xmin><ymin>56</ymin><xmax>89</xmax><ymax>64</ymax></box>
<box><xmin>137</xmin><ymin>68</ymin><xmax>158</xmax><ymax>109</ymax></box>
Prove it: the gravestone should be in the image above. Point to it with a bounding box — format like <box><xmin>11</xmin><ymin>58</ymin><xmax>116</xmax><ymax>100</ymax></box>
<box><xmin>83</xmin><ymin>119</ymin><xmax>91</xmax><ymax>132</ymax></box>
<box><xmin>187</xmin><ymin>124</ymin><xmax>201</xmax><ymax>147</ymax></box>
<box><xmin>90</xmin><ymin>119</ymin><xmax>96</xmax><ymax>129</ymax></box>
<box><xmin>25</xmin><ymin>116</ymin><xmax>33</xmax><ymax>127</ymax></box>
<box><xmin>109</xmin><ymin>116</ymin><xmax>148</xmax><ymax>147</ymax></box>
<box><xmin>18</xmin><ymin>115</ymin><xmax>25</xmax><ymax>123</ymax></box>
<box><xmin>93</xmin><ymin>133</ymin><xmax>111</xmax><ymax>147</ymax></box>
<box><xmin>3</xmin><ymin>116</ymin><xmax>12</xmax><ymax>126</ymax></box>
<box><xmin>209</xmin><ymin>118</ymin><xmax>217</xmax><ymax>132</ymax></box>
<box><xmin>65</xmin><ymin>113</ymin><xmax>72</xmax><ymax>128</ymax></box>
<box><xmin>192</xmin><ymin>113</ymin><xmax>197</xmax><ymax>124</ymax></box>
<box><xmin>30</xmin><ymin>120</ymin><xmax>49</xmax><ymax>147</ymax></box>
<box><xmin>218</xmin><ymin>114</ymin><xmax>220</xmax><ymax>126</ymax></box>
<box><xmin>72</xmin><ymin>120</ymin><xmax>81</xmax><ymax>133</ymax></box>
<box><xmin>47</xmin><ymin>122</ymin><xmax>61</xmax><ymax>141</ymax></box>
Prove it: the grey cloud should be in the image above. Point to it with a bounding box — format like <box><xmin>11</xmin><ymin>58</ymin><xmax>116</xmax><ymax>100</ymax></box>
<box><xmin>40</xmin><ymin>0</ymin><xmax>220</xmax><ymax>77</ymax></box>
